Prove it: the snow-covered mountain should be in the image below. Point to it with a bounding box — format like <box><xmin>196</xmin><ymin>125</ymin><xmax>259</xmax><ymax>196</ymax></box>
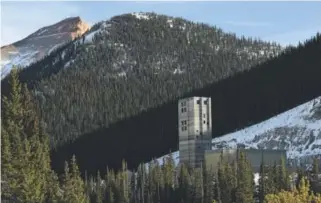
<box><xmin>0</xmin><ymin>17</ymin><xmax>90</xmax><ymax>79</ymax></box>
<box><xmin>157</xmin><ymin>96</ymin><xmax>321</xmax><ymax>165</ymax></box>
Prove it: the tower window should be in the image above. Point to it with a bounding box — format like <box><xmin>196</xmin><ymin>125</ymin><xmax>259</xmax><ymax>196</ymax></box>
<box><xmin>196</xmin><ymin>100</ymin><xmax>200</xmax><ymax>104</ymax></box>
<box><xmin>204</xmin><ymin>100</ymin><xmax>208</xmax><ymax>105</ymax></box>
<box><xmin>203</xmin><ymin>120</ymin><xmax>206</xmax><ymax>124</ymax></box>
<box><xmin>181</xmin><ymin>126</ymin><xmax>187</xmax><ymax>131</ymax></box>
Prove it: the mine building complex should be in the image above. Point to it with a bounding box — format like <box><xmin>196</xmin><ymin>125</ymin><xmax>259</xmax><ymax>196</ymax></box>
<box><xmin>178</xmin><ymin>96</ymin><xmax>287</xmax><ymax>171</ymax></box>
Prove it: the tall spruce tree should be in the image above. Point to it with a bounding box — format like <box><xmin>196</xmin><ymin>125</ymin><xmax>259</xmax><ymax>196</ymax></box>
<box><xmin>278</xmin><ymin>155</ymin><xmax>289</xmax><ymax>191</ymax></box>
<box><xmin>1</xmin><ymin>67</ymin><xmax>59</xmax><ymax>202</ymax></box>
<box><xmin>61</xmin><ymin>155</ymin><xmax>89</xmax><ymax>203</ymax></box>
<box><xmin>258</xmin><ymin>154</ymin><xmax>266</xmax><ymax>203</ymax></box>
<box><xmin>235</xmin><ymin>150</ymin><xmax>254</xmax><ymax>203</ymax></box>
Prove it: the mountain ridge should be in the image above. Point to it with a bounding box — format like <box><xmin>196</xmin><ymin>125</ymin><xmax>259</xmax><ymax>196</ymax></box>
<box><xmin>1</xmin><ymin>16</ymin><xmax>90</xmax><ymax>79</ymax></box>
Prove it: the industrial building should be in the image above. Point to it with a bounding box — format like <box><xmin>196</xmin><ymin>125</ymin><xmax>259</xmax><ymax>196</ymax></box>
<box><xmin>204</xmin><ymin>148</ymin><xmax>287</xmax><ymax>172</ymax></box>
<box><xmin>178</xmin><ymin>96</ymin><xmax>287</xmax><ymax>171</ymax></box>
<box><xmin>178</xmin><ymin>97</ymin><xmax>212</xmax><ymax>168</ymax></box>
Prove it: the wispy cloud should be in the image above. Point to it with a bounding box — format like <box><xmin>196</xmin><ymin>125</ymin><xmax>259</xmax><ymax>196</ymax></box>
<box><xmin>225</xmin><ymin>20</ymin><xmax>272</xmax><ymax>27</ymax></box>
<box><xmin>1</xmin><ymin>2</ymin><xmax>81</xmax><ymax>46</ymax></box>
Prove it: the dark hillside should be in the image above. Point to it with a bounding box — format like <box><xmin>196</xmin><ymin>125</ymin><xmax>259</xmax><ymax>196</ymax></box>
<box><xmin>51</xmin><ymin>34</ymin><xmax>321</xmax><ymax>175</ymax></box>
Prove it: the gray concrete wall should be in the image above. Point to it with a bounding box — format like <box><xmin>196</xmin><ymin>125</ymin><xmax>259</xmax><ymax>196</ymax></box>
<box><xmin>204</xmin><ymin>149</ymin><xmax>287</xmax><ymax>172</ymax></box>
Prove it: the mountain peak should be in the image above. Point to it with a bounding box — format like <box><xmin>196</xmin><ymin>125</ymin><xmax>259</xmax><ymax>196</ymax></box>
<box><xmin>1</xmin><ymin>16</ymin><xmax>90</xmax><ymax>79</ymax></box>
<box><xmin>24</xmin><ymin>16</ymin><xmax>90</xmax><ymax>42</ymax></box>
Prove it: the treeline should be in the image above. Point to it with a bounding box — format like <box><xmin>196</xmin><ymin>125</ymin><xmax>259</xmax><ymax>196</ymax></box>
<box><xmin>83</xmin><ymin>153</ymin><xmax>321</xmax><ymax>203</ymax></box>
<box><xmin>50</xmin><ymin>33</ymin><xmax>321</xmax><ymax>175</ymax></box>
<box><xmin>1</xmin><ymin>71</ymin><xmax>321</xmax><ymax>203</ymax></box>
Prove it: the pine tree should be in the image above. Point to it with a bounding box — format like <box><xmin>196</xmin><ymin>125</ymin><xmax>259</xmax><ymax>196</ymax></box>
<box><xmin>96</xmin><ymin>171</ymin><xmax>104</xmax><ymax>203</ymax></box>
<box><xmin>163</xmin><ymin>154</ymin><xmax>175</xmax><ymax>202</ymax></box>
<box><xmin>193</xmin><ymin>166</ymin><xmax>204</xmax><ymax>203</ymax></box>
<box><xmin>203</xmin><ymin>163</ymin><xmax>214</xmax><ymax>203</ymax></box>
<box><xmin>105</xmin><ymin>168</ymin><xmax>115</xmax><ymax>203</ymax></box>
<box><xmin>258</xmin><ymin>154</ymin><xmax>266</xmax><ymax>203</ymax></box>
<box><xmin>1</xmin><ymin>67</ymin><xmax>58</xmax><ymax>202</ymax></box>
<box><xmin>312</xmin><ymin>157</ymin><xmax>319</xmax><ymax>175</ymax></box>
<box><xmin>278</xmin><ymin>155</ymin><xmax>289</xmax><ymax>191</ymax></box>
<box><xmin>178</xmin><ymin>163</ymin><xmax>191</xmax><ymax>203</ymax></box>
<box><xmin>213</xmin><ymin>172</ymin><xmax>221</xmax><ymax>203</ymax></box>
<box><xmin>310</xmin><ymin>157</ymin><xmax>320</xmax><ymax>194</ymax></box>
<box><xmin>45</xmin><ymin>171</ymin><xmax>62</xmax><ymax>203</ymax></box>
<box><xmin>61</xmin><ymin>156</ymin><xmax>89</xmax><ymax>203</ymax></box>
<box><xmin>137</xmin><ymin>163</ymin><xmax>146</xmax><ymax>203</ymax></box>
<box><xmin>235</xmin><ymin>150</ymin><xmax>254</xmax><ymax>203</ymax></box>
<box><xmin>120</xmin><ymin>160</ymin><xmax>129</xmax><ymax>203</ymax></box>
<box><xmin>1</xmin><ymin>67</ymin><xmax>25</xmax><ymax>200</ymax></box>
<box><xmin>1</xmin><ymin>126</ymin><xmax>13</xmax><ymax>199</ymax></box>
<box><xmin>295</xmin><ymin>167</ymin><xmax>304</xmax><ymax>191</ymax></box>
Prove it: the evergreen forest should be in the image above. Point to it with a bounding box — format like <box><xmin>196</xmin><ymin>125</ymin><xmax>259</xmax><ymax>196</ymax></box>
<box><xmin>2</xmin><ymin>70</ymin><xmax>321</xmax><ymax>203</ymax></box>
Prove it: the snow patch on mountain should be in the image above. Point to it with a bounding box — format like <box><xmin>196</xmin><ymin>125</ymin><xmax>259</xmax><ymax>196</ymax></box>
<box><xmin>131</xmin><ymin>12</ymin><xmax>150</xmax><ymax>20</ymax></box>
<box><xmin>1</xmin><ymin>51</ymin><xmax>39</xmax><ymax>79</ymax></box>
<box><xmin>212</xmin><ymin>96</ymin><xmax>321</xmax><ymax>159</ymax></box>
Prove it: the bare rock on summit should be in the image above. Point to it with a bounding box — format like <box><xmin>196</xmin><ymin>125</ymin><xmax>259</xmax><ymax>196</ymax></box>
<box><xmin>1</xmin><ymin>16</ymin><xmax>90</xmax><ymax>78</ymax></box>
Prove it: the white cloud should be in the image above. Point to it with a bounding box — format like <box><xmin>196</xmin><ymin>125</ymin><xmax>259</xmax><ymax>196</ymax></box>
<box><xmin>262</xmin><ymin>27</ymin><xmax>321</xmax><ymax>47</ymax></box>
<box><xmin>1</xmin><ymin>2</ymin><xmax>81</xmax><ymax>46</ymax></box>
<box><xmin>225</xmin><ymin>20</ymin><xmax>272</xmax><ymax>27</ymax></box>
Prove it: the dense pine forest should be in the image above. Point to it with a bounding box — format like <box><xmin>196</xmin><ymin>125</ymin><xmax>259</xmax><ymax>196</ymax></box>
<box><xmin>2</xmin><ymin>71</ymin><xmax>321</xmax><ymax>203</ymax></box>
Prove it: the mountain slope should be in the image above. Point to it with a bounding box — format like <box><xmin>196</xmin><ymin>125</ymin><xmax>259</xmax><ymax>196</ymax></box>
<box><xmin>1</xmin><ymin>17</ymin><xmax>90</xmax><ymax>79</ymax></box>
<box><xmin>212</xmin><ymin>96</ymin><xmax>321</xmax><ymax>159</ymax></box>
<box><xmin>48</xmin><ymin>33</ymin><xmax>320</xmax><ymax>175</ymax></box>
<box><xmin>2</xmin><ymin>12</ymin><xmax>283</xmax><ymax>148</ymax></box>
<box><xmin>157</xmin><ymin>96</ymin><xmax>321</xmax><ymax>166</ymax></box>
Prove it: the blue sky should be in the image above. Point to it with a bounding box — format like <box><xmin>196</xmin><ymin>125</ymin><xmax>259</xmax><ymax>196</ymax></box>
<box><xmin>1</xmin><ymin>1</ymin><xmax>321</xmax><ymax>47</ymax></box>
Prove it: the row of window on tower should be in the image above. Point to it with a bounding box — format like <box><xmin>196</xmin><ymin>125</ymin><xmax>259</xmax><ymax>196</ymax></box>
<box><xmin>181</xmin><ymin>99</ymin><xmax>209</xmax><ymax>106</ymax></box>
<box><xmin>180</xmin><ymin>120</ymin><xmax>209</xmax><ymax>132</ymax></box>
<box><xmin>181</xmin><ymin>99</ymin><xmax>209</xmax><ymax>114</ymax></box>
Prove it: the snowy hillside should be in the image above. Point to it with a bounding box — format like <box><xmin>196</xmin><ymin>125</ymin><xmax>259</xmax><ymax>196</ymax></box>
<box><xmin>156</xmin><ymin>96</ymin><xmax>321</xmax><ymax>165</ymax></box>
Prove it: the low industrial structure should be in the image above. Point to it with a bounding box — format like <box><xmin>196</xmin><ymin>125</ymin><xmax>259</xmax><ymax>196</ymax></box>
<box><xmin>204</xmin><ymin>148</ymin><xmax>287</xmax><ymax>172</ymax></box>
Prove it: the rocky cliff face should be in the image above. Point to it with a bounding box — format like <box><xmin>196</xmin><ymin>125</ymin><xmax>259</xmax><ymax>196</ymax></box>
<box><xmin>1</xmin><ymin>16</ymin><xmax>90</xmax><ymax>79</ymax></box>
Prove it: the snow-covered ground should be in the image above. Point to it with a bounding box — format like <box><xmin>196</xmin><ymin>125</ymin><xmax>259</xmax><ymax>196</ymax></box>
<box><xmin>154</xmin><ymin>96</ymin><xmax>321</xmax><ymax>166</ymax></box>
<box><xmin>1</xmin><ymin>51</ymin><xmax>39</xmax><ymax>79</ymax></box>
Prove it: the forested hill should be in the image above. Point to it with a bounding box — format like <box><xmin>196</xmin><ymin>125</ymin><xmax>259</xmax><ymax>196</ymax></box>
<box><xmin>2</xmin><ymin>12</ymin><xmax>282</xmax><ymax>148</ymax></box>
<box><xmin>50</xmin><ymin>34</ymin><xmax>320</xmax><ymax>175</ymax></box>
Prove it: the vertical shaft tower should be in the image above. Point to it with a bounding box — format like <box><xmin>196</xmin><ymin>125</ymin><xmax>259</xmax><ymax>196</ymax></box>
<box><xmin>178</xmin><ymin>97</ymin><xmax>212</xmax><ymax>168</ymax></box>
